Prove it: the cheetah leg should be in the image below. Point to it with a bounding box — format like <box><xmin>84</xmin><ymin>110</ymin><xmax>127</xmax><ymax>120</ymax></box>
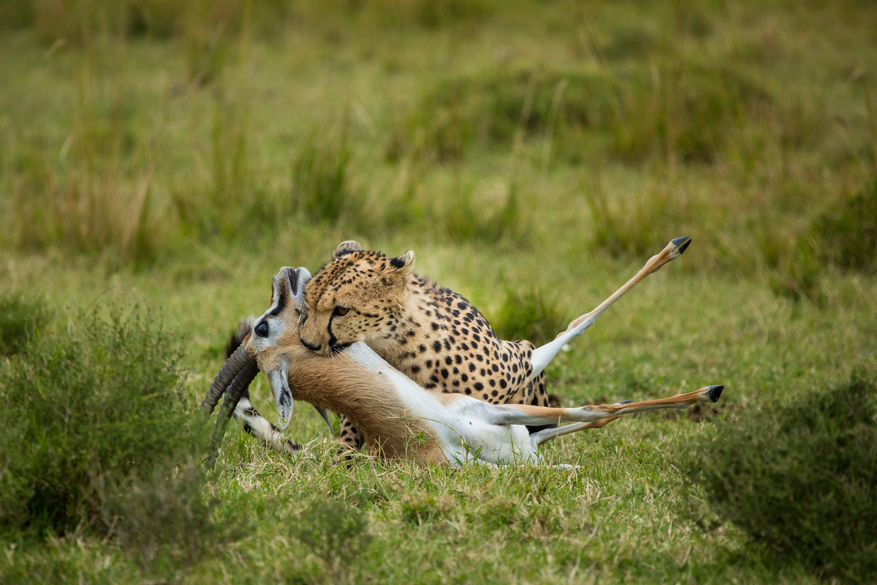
<box><xmin>530</xmin><ymin>236</ymin><xmax>691</xmax><ymax>380</ymax></box>
<box><xmin>524</xmin><ymin>373</ymin><xmax>557</xmax><ymax>435</ymax></box>
<box><xmin>338</xmin><ymin>415</ymin><xmax>366</xmax><ymax>452</ymax></box>
<box><xmin>483</xmin><ymin>384</ymin><xmax>723</xmax><ymax>427</ymax></box>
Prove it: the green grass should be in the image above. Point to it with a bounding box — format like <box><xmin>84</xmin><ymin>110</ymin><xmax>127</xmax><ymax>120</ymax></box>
<box><xmin>0</xmin><ymin>291</ymin><xmax>51</xmax><ymax>356</ymax></box>
<box><xmin>1</xmin><ymin>0</ymin><xmax>877</xmax><ymax>582</ymax></box>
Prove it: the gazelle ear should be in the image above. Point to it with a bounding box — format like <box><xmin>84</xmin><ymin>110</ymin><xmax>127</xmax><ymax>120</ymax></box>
<box><xmin>383</xmin><ymin>250</ymin><xmax>415</xmax><ymax>286</ymax></box>
<box><xmin>285</xmin><ymin>267</ymin><xmax>311</xmax><ymax>298</ymax></box>
<box><xmin>282</xmin><ymin>267</ymin><xmax>311</xmax><ymax>311</ymax></box>
<box><xmin>333</xmin><ymin>240</ymin><xmax>363</xmax><ymax>260</ymax></box>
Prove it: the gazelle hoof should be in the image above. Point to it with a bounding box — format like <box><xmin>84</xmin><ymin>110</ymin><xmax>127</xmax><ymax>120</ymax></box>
<box><xmin>671</xmin><ymin>236</ymin><xmax>692</xmax><ymax>255</ymax></box>
<box><xmin>708</xmin><ymin>385</ymin><xmax>724</xmax><ymax>403</ymax></box>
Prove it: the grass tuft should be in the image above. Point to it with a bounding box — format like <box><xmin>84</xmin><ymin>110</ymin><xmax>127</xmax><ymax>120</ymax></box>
<box><xmin>387</xmin><ymin>68</ymin><xmax>612</xmax><ymax>163</ymax></box>
<box><xmin>291</xmin><ymin>128</ymin><xmax>363</xmax><ymax>226</ymax></box>
<box><xmin>581</xmin><ymin>173</ymin><xmax>688</xmax><ymax>258</ymax></box>
<box><xmin>609</xmin><ymin>63</ymin><xmax>769</xmax><ymax>165</ymax></box>
<box><xmin>432</xmin><ymin>176</ymin><xmax>531</xmax><ymax>246</ymax></box>
<box><xmin>492</xmin><ymin>285</ymin><xmax>566</xmax><ymax>346</ymax></box>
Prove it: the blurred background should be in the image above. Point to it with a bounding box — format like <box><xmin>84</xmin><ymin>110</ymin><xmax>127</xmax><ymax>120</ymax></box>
<box><xmin>1</xmin><ymin>0</ymin><xmax>874</xmax><ymax>296</ymax></box>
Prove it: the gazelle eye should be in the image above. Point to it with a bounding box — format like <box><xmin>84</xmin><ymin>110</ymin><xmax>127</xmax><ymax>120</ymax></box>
<box><xmin>335</xmin><ymin>307</ymin><xmax>350</xmax><ymax>316</ymax></box>
<box><xmin>255</xmin><ymin>321</ymin><xmax>269</xmax><ymax>338</ymax></box>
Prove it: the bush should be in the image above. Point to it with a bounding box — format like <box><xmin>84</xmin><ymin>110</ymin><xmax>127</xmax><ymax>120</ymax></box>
<box><xmin>0</xmin><ymin>291</ymin><xmax>52</xmax><ymax>356</ymax></box>
<box><xmin>681</xmin><ymin>376</ymin><xmax>877</xmax><ymax>582</ymax></box>
<box><xmin>0</xmin><ymin>306</ymin><xmax>196</xmax><ymax>538</ymax></box>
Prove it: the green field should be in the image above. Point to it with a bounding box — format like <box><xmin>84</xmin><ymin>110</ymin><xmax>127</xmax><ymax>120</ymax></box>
<box><xmin>1</xmin><ymin>1</ymin><xmax>876</xmax><ymax>582</ymax></box>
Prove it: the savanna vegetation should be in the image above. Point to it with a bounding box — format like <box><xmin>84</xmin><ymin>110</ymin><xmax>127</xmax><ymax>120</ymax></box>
<box><xmin>1</xmin><ymin>0</ymin><xmax>875</xmax><ymax>582</ymax></box>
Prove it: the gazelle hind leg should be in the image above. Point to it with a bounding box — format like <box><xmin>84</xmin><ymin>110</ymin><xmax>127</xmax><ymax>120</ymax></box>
<box><xmin>530</xmin><ymin>236</ymin><xmax>691</xmax><ymax>380</ymax></box>
<box><xmin>531</xmin><ymin>416</ymin><xmax>622</xmax><ymax>446</ymax></box>
<box><xmin>530</xmin><ymin>399</ymin><xmax>629</xmax><ymax>445</ymax></box>
<box><xmin>488</xmin><ymin>384</ymin><xmax>724</xmax><ymax>427</ymax></box>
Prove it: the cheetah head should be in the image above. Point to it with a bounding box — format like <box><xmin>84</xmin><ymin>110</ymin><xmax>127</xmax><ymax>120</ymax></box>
<box><xmin>299</xmin><ymin>240</ymin><xmax>414</xmax><ymax>356</ymax></box>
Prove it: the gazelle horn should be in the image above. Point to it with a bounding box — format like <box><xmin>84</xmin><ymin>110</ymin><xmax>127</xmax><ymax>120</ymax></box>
<box><xmin>206</xmin><ymin>358</ymin><xmax>260</xmax><ymax>468</ymax></box>
<box><xmin>200</xmin><ymin>343</ymin><xmax>255</xmax><ymax>417</ymax></box>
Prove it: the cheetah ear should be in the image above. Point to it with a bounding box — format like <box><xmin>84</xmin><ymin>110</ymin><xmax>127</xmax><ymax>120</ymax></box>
<box><xmin>333</xmin><ymin>240</ymin><xmax>363</xmax><ymax>260</ymax></box>
<box><xmin>384</xmin><ymin>250</ymin><xmax>415</xmax><ymax>286</ymax></box>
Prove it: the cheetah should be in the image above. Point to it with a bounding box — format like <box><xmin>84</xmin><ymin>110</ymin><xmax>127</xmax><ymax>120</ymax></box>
<box><xmin>298</xmin><ymin>241</ymin><xmax>556</xmax><ymax>451</ymax></box>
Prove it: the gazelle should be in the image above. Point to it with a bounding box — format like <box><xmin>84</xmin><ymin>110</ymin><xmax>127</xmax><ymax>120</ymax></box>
<box><xmin>203</xmin><ymin>237</ymin><xmax>724</xmax><ymax>466</ymax></box>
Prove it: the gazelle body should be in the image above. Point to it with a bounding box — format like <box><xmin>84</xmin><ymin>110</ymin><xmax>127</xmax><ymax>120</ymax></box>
<box><xmin>207</xmin><ymin>236</ymin><xmax>723</xmax><ymax>466</ymax></box>
<box><xmin>246</xmin><ymin>335</ymin><xmax>721</xmax><ymax>466</ymax></box>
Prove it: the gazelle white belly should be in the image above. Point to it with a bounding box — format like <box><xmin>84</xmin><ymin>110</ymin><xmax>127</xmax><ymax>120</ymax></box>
<box><xmin>347</xmin><ymin>343</ymin><xmax>541</xmax><ymax>466</ymax></box>
<box><xmin>433</xmin><ymin>417</ymin><xmax>539</xmax><ymax>466</ymax></box>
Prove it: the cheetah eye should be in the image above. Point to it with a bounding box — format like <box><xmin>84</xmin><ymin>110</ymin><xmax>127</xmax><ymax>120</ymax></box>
<box><xmin>334</xmin><ymin>306</ymin><xmax>350</xmax><ymax>317</ymax></box>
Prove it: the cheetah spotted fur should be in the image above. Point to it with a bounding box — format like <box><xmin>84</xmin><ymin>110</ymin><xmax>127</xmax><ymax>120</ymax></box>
<box><xmin>298</xmin><ymin>241</ymin><xmax>555</xmax><ymax>451</ymax></box>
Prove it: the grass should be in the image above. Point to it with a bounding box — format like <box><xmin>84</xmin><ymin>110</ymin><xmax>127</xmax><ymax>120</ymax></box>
<box><xmin>0</xmin><ymin>291</ymin><xmax>51</xmax><ymax>356</ymax></box>
<box><xmin>1</xmin><ymin>0</ymin><xmax>877</xmax><ymax>582</ymax></box>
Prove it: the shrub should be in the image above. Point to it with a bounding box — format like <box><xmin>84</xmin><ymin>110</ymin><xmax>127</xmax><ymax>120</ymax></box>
<box><xmin>0</xmin><ymin>306</ymin><xmax>196</xmax><ymax>538</ymax></box>
<box><xmin>681</xmin><ymin>376</ymin><xmax>877</xmax><ymax>582</ymax></box>
<box><xmin>0</xmin><ymin>291</ymin><xmax>52</xmax><ymax>356</ymax></box>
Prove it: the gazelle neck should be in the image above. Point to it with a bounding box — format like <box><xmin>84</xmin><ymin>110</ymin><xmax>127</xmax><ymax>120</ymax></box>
<box><xmin>289</xmin><ymin>342</ymin><xmax>450</xmax><ymax>464</ymax></box>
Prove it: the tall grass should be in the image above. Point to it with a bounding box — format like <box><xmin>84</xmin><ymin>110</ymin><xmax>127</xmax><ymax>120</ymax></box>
<box><xmin>5</xmin><ymin>38</ymin><xmax>157</xmax><ymax>264</ymax></box>
<box><xmin>290</xmin><ymin>127</ymin><xmax>361</xmax><ymax>226</ymax></box>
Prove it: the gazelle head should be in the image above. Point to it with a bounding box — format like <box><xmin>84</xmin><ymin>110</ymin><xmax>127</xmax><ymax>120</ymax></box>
<box><xmin>243</xmin><ymin>266</ymin><xmax>312</xmax><ymax>430</ymax></box>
